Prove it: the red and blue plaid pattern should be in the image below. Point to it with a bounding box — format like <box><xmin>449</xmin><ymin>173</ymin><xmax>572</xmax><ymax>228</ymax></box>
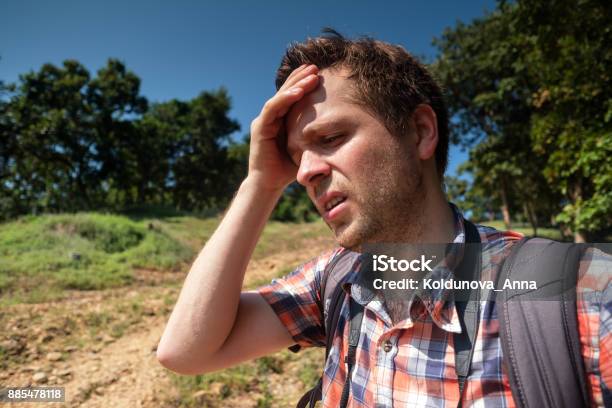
<box><xmin>257</xmin><ymin>208</ymin><xmax>611</xmax><ymax>407</ymax></box>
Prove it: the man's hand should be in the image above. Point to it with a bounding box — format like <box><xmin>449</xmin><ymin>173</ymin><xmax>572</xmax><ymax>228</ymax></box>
<box><xmin>248</xmin><ymin>64</ymin><xmax>320</xmax><ymax>191</ymax></box>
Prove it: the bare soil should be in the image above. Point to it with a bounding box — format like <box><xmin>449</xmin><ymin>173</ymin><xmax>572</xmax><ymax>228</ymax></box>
<box><xmin>1</xmin><ymin>236</ymin><xmax>334</xmax><ymax>407</ymax></box>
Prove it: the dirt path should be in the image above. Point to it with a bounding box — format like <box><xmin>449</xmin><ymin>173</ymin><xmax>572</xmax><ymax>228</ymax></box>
<box><xmin>2</xmin><ymin>236</ymin><xmax>334</xmax><ymax>407</ymax></box>
<box><xmin>63</xmin><ymin>316</ymin><xmax>172</xmax><ymax>407</ymax></box>
<box><xmin>2</xmin><ymin>292</ymin><xmax>175</xmax><ymax>407</ymax></box>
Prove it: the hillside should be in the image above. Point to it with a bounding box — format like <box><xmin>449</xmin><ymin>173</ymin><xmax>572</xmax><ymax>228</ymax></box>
<box><xmin>0</xmin><ymin>212</ymin><xmax>335</xmax><ymax>407</ymax></box>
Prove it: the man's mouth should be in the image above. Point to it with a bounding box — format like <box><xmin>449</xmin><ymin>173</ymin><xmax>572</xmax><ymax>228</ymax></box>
<box><xmin>325</xmin><ymin>196</ymin><xmax>346</xmax><ymax>211</ymax></box>
<box><xmin>319</xmin><ymin>193</ymin><xmax>348</xmax><ymax>222</ymax></box>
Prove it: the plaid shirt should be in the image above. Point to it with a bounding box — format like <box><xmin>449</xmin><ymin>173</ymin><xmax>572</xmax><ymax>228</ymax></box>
<box><xmin>257</xmin><ymin>207</ymin><xmax>612</xmax><ymax>407</ymax></box>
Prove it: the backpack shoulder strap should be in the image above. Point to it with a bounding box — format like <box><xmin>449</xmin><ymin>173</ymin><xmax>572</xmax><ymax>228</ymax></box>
<box><xmin>321</xmin><ymin>252</ymin><xmax>356</xmax><ymax>355</ymax></box>
<box><xmin>338</xmin><ymin>296</ymin><xmax>364</xmax><ymax>408</ymax></box>
<box><xmin>318</xmin><ymin>250</ymin><xmax>362</xmax><ymax>361</ymax></box>
<box><xmin>497</xmin><ymin>238</ymin><xmax>588</xmax><ymax>408</ymax></box>
<box><xmin>453</xmin><ymin>219</ymin><xmax>482</xmax><ymax>406</ymax></box>
<box><xmin>320</xmin><ymin>250</ymin><xmax>361</xmax><ymax>322</ymax></box>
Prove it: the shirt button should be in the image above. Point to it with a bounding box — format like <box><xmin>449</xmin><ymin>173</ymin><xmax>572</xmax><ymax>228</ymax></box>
<box><xmin>383</xmin><ymin>340</ymin><xmax>393</xmax><ymax>352</ymax></box>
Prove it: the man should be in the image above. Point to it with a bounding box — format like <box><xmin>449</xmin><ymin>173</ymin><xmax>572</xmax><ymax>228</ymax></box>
<box><xmin>157</xmin><ymin>31</ymin><xmax>611</xmax><ymax>407</ymax></box>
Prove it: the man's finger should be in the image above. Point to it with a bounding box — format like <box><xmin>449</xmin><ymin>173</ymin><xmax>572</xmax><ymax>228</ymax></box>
<box><xmin>279</xmin><ymin>64</ymin><xmax>311</xmax><ymax>91</ymax></box>
<box><xmin>279</xmin><ymin>65</ymin><xmax>319</xmax><ymax>92</ymax></box>
<box><xmin>259</xmin><ymin>74</ymin><xmax>319</xmax><ymax>126</ymax></box>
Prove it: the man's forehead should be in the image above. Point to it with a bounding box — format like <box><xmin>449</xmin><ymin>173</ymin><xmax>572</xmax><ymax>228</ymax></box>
<box><xmin>285</xmin><ymin>69</ymin><xmax>356</xmax><ymax>140</ymax></box>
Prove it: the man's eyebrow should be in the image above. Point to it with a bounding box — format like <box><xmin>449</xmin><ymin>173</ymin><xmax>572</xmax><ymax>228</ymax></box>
<box><xmin>287</xmin><ymin>116</ymin><xmax>352</xmax><ymax>165</ymax></box>
<box><xmin>302</xmin><ymin>117</ymin><xmax>351</xmax><ymax>138</ymax></box>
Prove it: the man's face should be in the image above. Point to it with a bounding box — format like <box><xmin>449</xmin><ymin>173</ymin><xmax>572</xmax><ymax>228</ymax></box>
<box><xmin>285</xmin><ymin>68</ymin><xmax>426</xmax><ymax>250</ymax></box>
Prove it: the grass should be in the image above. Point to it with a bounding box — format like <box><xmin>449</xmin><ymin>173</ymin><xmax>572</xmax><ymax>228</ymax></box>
<box><xmin>251</xmin><ymin>219</ymin><xmax>330</xmax><ymax>260</ymax></box>
<box><xmin>0</xmin><ymin>212</ymin><xmax>194</xmax><ymax>304</ymax></box>
<box><xmin>0</xmin><ymin>208</ymin><xmax>332</xmax><ymax>304</ymax></box>
<box><xmin>170</xmin><ymin>348</ymin><xmax>325</xmax><ymax>407</ymax></box>
<box><xmin>297</xmin><ymin>349</ymin><xmax>324</xmax><ymax>387</ymax></box>
<box><xmin>171</xmin><ymin>364</ymin><xmax>255</xmax><ymax>407</ymax></box>
<box><xmin>247</xmin><ymin>265</ymin><xmax>296</xmax><ymax>289</ymax></box>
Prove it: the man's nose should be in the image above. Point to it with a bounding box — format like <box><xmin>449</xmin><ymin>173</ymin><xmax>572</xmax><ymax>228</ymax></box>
<box><xmin>296</xmin><ymin>150</ymin><xmax>330</xmax><ymax>187</ymax></box>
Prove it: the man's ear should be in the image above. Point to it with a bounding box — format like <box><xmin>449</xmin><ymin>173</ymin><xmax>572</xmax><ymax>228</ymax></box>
<box><xmin>412</xmin><ymin>104</ymin><xmax>438</xmax><ymax>161</ymax></box>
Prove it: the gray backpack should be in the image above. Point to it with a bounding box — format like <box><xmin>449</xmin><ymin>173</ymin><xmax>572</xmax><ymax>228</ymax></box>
<box><xmin>296</xmin><ymin>221</ymin><xmax>590</xmax><ymax>408</ymax></box>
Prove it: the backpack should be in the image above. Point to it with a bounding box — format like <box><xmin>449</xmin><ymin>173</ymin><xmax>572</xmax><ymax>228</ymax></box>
<box><xmin>296</xmin><ymin>220</ymin><xmax>589</xmax><ymax>408</ymax></box>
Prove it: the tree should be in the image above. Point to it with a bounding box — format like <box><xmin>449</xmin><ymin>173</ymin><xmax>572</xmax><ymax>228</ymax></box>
<box><xmin>433</xmin><ymin>6</ymin><xmax>535</xmax><ymax>229</ymax></box>
<box><xmin>87</xmin><ymin>59</ymin><xmax>148</xmax><ymax>206</ymax></box>
<box><xmin>0</xmin><ymin>72</ymin><xmax>18</xmax><ymax>217</ymax></box>
<box><xmin>2</xmin><ymin>59</ymin><xmax>152</xmax><ymax>214</ymax></box>
<box><xmin>517</xmin><ymin>0</ymin><xmax>612</xmax><ymax>242</ymax></box>
<box><xmin>433</xmin><ymin>1</ymin><xmax>610</xmax><ymax>241</ymax></box>
<box><xmin>0</xmin><ymin>59</ymin><xmax>243</xmax><ymax>219</ymax></box>
<box><xmin>142</xmin><ymin>89</ymin><xmax>241</xmax><ymax>211</ymax></box>
<box><xmin>272</xmin><ymin>182</ymin><xmax>318</xmax><ymax>222</ymax></box>
<box><xmin>8</xmin><ymin>60</ymin><xmax>96</xmax><ymax>212</ymax></box>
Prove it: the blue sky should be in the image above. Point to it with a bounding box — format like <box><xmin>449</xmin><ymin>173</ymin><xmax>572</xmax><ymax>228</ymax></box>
<box><xmin>1</xmin><ymin>0</ymin><xmax>496</xmax><ymax>177</ymax></box>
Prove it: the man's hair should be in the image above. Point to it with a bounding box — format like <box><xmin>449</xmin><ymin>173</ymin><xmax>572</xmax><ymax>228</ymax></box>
<box><xmin>275</xmin><ymin>28</ymin><xmax>449</xmax><ymax>179</ymax></box>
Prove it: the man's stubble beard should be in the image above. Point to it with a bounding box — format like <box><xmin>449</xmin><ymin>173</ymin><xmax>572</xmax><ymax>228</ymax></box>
<box><xmin>361</xmin><ymin>156</ymin><xmax>427</xmax><ymax>325</ymax></box>
<box><xmin>335</xmin><ymin>157</ymin><xmax>427</xmax><ymax>251</ymax></box>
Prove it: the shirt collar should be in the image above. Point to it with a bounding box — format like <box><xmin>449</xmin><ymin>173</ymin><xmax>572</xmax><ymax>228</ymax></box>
<box><xmin>342</xmin><ymin>202</ymin><xmax>468</xmax><ymax>333</ymax></box>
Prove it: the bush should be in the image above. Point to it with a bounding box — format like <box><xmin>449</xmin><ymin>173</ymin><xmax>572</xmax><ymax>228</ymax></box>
<box><xmin>0</xmin><ymin>212</ymin><xmax>194</xmax><ymax>303</ymax></box>
<box><xmin>271</xmin><ymin>183</ymin><xmax>318</xmax><ymax>222</ymax></box>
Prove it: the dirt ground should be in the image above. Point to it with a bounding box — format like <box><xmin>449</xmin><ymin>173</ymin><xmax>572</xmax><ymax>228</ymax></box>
<box><xmin>1</xmin><ymin>237</ymin><xmax>334</xmax><ymax>407</ymax></box>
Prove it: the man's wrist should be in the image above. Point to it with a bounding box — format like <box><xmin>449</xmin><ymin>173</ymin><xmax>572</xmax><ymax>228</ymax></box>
<box><xmin>241</xmin><ymin>175</ymin><xmax>287</xmax><ymax>198</ymax></box>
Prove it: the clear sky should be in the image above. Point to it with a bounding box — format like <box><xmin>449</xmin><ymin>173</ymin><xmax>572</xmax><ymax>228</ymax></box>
<box><xmin>1</xmin><ymin>0</ymin><xmax>496</xmax><ymax>176</ymax></box>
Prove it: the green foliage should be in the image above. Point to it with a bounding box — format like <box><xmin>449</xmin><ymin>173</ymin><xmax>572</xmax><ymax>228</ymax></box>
<box><xmin>0</xmin><ymin>59</ymin><xmax>242</xmax><ymax>220</ymax></box>
<box><xmin>444</xmin><ymin>175</ymin><xmax>493</xmax><ymax>221</ymax></box>
<box><xmin>297</xmin><ymin>353</ymin><xmax>322</xmax><ymax>387</ymax></box>
<box><xmin>0</xmin><ymin>213</ymin><xmax>193</xmax><ymax>303</ymax></box>
<box><xmin>518</xmin><ymin>0</ymin><xmax>612</xmax><ymax>238</ymax></box>
<box><xmin>256</xmin><ymin>355</ymin><xmax>285</xmax><ymax>374</ymax></box>
<box><xmin>434</xmin><ymin>0</ymin><xmax>611</xmax><ymax>240</ymax></box>
<box><xmin>47</xmin><ymin>215</ymin><xmax>145</xmax><ymax>253</ymax></box>
<box><xmin>0</xmin><ymin>57</ymin><xmax>318</xmax><ymax>227</ymax></box>
<box><xmin>272</xmin><ymin>182</ymin><xmax>318</xmax><ymax>222</ymax></box>
<box><xmin>172</xmin><ymin>364</ymin><xmax>255</xmax><ymax>404</ymax></box>
<box><xmin>224</xmin><ymin>134</ymin><xmax>317</xmax><ymax>223</ymax></box>
<box><xmin>143</xmin><ymin>89</ymin><xmax>241</xmax><ymax>211</ymax></box>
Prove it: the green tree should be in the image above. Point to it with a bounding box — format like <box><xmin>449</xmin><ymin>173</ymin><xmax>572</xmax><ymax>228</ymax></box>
<box><xmin>444</xmin><ymin>174</ymin><xmax>497</xmax><ymax>223</ymax></box>
<box><xmin>224</xmin><ymin>134</ymin><xmax>319</xmax><ymax>222</ymax></box>
<box><xmin>517</xmin><ymin>0</ymin><xmax>612</xmax><ymax>241</ymax></box>
<box><xmin>1</xmin><ymin>59</ymin><xmax>243</xmax><ymax>219</ymax></box>
<box><xmin>272</xmin><ymin>182</ymin><xmax>318</xmax><ymax>222</ymax></box>
<box><xmin>3</xmin><ymin>59</ymin><xmax>151</xmax><ymax>214</ymax></box>
<box><xmin>444</xmin><ymin>175</ymin><xmax>468</xmax><ymax>208</ymax></box>
<box><xmin>433</xmin><ymin>1</ymin><xmax>608</xmax><ymax>241</ymax></box>
<box><xmin>8</xmin><ymin>60</ymin><xmax>95</xmax><ymax>212</ymax></box>
<box><xmin>433</xmin><ymin>6</ymin><xmax>534</xmax><ymax>229</ymax></box>
<box><xmin>142</xmin><ymin>89</ymin><xmax>241</xmax><ymax>211</ymax></box>
<box><xmin>87</xmin><ymin>59</ymin><xmax>148</xmax><ymax>206</ymax></box>
<box><xmin>0</xmin><ymin>74</ymin><xmax>18</xmax><ymax>217</ymax></box>
<box><xmin>226</xmin><ymin>134</ymin><xmax>251</xmax><ymax>190</ymax></box>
